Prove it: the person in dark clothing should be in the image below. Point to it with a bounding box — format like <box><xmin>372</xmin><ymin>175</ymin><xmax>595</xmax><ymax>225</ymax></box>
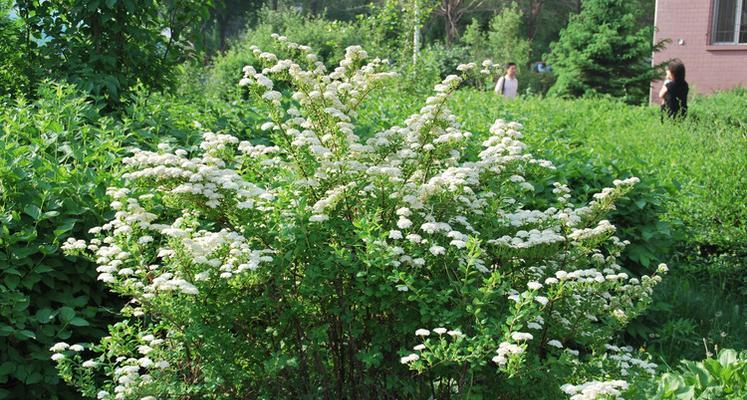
<box><xmin>659</xmin><ymin>61</ymin><xmax>689</xmax><ymax>119</ymax></box>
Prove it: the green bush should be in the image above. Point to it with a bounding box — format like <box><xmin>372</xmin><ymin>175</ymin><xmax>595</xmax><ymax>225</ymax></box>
<box><xmin>10</xmin><ymin>1</ymin><xmax>211</xmax><ymax>104</ymax></box>
<box><xmin>461</xmin><ymin>4</ymin><xmax>531</xmax><ymax>69</ymax></box>
<box><xmin>0</xmin><ymin>83</ymin><xmax>125</xmax><ymax>399</ymax></box>
<box><xmin>53</xmin><ymin>39</ymin><xmax>667</xmax><ymax>399</ymax></box>
<box><xmin>438</xmin><ymin>89</ymin><xmax>745</xmax><ymax>364</ymax></box>
<box><xmin>446</xmin><ymin>91</ymin><xmax>679</xmax><ymax>273</ymax></box>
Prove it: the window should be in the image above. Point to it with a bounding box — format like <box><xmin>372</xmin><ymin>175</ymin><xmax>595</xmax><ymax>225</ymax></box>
<box><xmin>712</xmin><ymin>0</ymin><xmax>747</xmax><ymax>44</ymax></box>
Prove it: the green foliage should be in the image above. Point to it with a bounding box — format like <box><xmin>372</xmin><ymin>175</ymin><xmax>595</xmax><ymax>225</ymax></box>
<box><xmin>0</xmin><ymin>1</ymin><xmax>30</xmax><ymax>97</ymax></box>
<box><xmin>444</xmin><ymin>91</ymin><xmax>679</xmax><ymax>273</ymax></box>
<box><xmin>520</xmin><ymin>70</ymin><xmax>556</xmax><ymax>96</ymax></box>
<box><xmin>652</xmin><ymin>349</ymin><xmax>747</xmax><ymax>399</ymax></box>
<box><xmin>0</xmin><ymin>83</ymin><xmax>124</xmax><ymax>399</ymax></box>
<box><xmin>12</xmin><ymin>0</ymin><xmax>212</xmax><ymax>103</ymax></box>
<box><xmin>629</xmin><ymin>274</ymin><xmax>747</xmax><ymax>364</ymax></box>
<box><xmin>438</xmin><ymin>89</ymin><xmax>746</xmax><ymax>365</ymax></box>
<box><xmin>461</xmin><ymin>3</ymin><xmax>531</xmax><ymax>68</ymax></box>
<box><xmin>207</xmin><ymin>9</ymin><xmax>381</xmax><ymax>100</ymax></box>
<box><xmin>546</xmin><ymin>0</ymin><xmax>663</xmax><ymax>104</ymax></box>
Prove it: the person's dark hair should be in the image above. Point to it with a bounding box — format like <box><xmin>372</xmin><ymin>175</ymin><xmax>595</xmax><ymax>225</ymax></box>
<box><xmin>668</xmin><ymin>61</ymin><xmax>686</xmax><ymax>82</ymax></box>
<box><xmin>506</xmin><ymin>62</ymin><xmax>517</xmax><ymax>69</ymax></box>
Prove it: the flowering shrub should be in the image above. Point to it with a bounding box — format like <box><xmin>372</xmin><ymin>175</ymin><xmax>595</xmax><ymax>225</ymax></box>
<box><xmin>56</xmin><ymin>37</ymin><xmax>667</xmax><ymax>399</ymax></box>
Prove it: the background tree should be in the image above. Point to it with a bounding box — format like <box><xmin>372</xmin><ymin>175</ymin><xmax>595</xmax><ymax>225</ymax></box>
<box><xmin>12</xmin><ymin>0</ymin><xmax>212</xmax><ymax>104</ymax></box>
<box><xmin>0</xmin><ymin>0</ymin><xmax>29</xmax><ymax>97</ymax></box>
<box><xmin>435</xmin><ymin>0</ymin><xmax>486</xmax><ymax>46</ymax></box>
<box><xmin>462</xmin><ymin>3</ymin><xmax>530</xmax><ymax>68</ymax></box>
<box><xmin>203</xmin><ymin>0</ymin><xmax>265</xmax><ymax>55</ymax></box>
<box><xmin>545</xmin><ymin>0</ymin><xmax>663</xmax><ymax>104</ymax></box>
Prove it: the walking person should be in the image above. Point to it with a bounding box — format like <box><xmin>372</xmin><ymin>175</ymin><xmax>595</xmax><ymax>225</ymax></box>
<box><xmin>659</xmin><ymin>61</ymin><xmax>688</xmax><ymax>120</ymax></box>
<box><xmin>495</xmin><ymin>62</ymin><xmax>519</xmax><ymax>99</ymax></box>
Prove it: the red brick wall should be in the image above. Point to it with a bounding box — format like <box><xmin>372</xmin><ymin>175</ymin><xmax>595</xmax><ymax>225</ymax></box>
<box><xmin>651</xmin><ymin>0</ymin><xmax>747</xmax><ymax>102</ymax></box>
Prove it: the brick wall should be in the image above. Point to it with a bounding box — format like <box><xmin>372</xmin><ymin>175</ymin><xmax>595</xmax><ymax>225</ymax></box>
<box><xmin>651</xmin><ymin>0</ymin><xmax>747</xmax><ymax>102</ymax></box>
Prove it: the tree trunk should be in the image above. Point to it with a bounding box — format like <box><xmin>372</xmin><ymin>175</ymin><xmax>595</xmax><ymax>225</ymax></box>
<box><xmin>443</xmin><ymin>0</ymin><xmax>457</xmax><ymax>46</ymax></box>
<box><xmin>525</xmin><ymin>0</ymin><xmax>545</xmax><ymax>42</ymax></box>
<box><xmin>218</xmin><ymin>10</ymin><xmax>228</xmax><ymax>53</ymax></box>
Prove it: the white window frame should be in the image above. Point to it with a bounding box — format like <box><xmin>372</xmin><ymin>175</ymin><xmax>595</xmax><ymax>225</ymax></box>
<box><xmin>712</xmin><ymin>0</ymin><xmax>746</xmax><ymax>44</ymax></box>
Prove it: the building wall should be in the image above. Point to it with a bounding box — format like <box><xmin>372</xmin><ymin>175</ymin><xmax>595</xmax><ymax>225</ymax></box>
<box><xmin>651</xmin><ymin>0</ymin><xmax>747</xmax><ymax>102</ymax></box>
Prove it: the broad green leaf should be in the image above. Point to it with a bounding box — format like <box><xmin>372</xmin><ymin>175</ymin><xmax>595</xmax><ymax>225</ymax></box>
<box><xmin>69</xmin><ymin>317</ymin><xmax>89</xmax><ymax>327</ymax></box>
<box><xmin>23</xmin><ymin>204</ymin><xmax>41</xmax><ymax>221</ymax></box>
<box><xmin>35</xmin><ymin>308</ymin><xmax>54</xmax><ymax>324</ymax></box>
<box><xmin>58</xmin><ymin>306</ymin><xmax>75</xmax><ymax>322</ymax></box>
<box><xmin>0</xmin><ymin>362</ymin><xmax>14</xmax><ymax>376</ymax></box>
<box><xmin>3</xmin><ymin>275</ymin><xmax>20</xmax><ymax>290</ymax></box>
<box><xmin>15</xmin><ymin>329</ymin><xmax>36</xmax><ymax>340</ymax></box>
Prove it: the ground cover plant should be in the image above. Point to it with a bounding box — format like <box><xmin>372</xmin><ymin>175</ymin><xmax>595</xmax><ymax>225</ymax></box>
<box><xmin>51</xmin><ymin>38</ymin><xmax>671</xmax><ymax>399</ymax></box>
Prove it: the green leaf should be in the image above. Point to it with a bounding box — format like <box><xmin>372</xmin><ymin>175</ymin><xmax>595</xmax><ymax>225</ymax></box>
<box><xmin>42</xmin><ymin>210</ymin><xmax>60</xmax><ymax>219</ymax></box>
<box><xmin>58</xmin><ymin>306</ymin><xmax>75</xmax><ymax>322</ymax></box>
<box><xmin>0</xmin><ymin>325</ymin><xmax>13</xmax><ymax>337</ymax></box>
<box><xmin>69</xmin><ymin>317</ymin><xmax>89</xmax><ymax>327</ymax></box>
<box><xmin>11</xmin><ymin>246</ymin><xmax>37</xmax><ymax>259</ymax></box>
<box><xmin>23</xmin><ymin>204</ymin><xmax>41</xmax><ymax>221</ymax></box>
<box><xmin>25</xmin><ymin>372</ymin><xmax>43</xmax><ymax>384</ymax></box>
<box><xmin>3</xmin><ymin>275</ymin><xmax>20</xmax><ymax>290</ymax></box>
<box><xmin>53</xmin><ymin>219</ymin><xmax>77</xmax><ymax>237</ymax></box>
<box><xmin>16</xmin><ymin>330</ymin><xmax>36</xmax><ymax>340</ymax></box>
<box><xmin>35</xmin><ymin>308</ymin><xmax>54</xmax><ymax>324</ymax></box>
<box><xmin>35</xmin><ymin>265</ymin><xmax>54</xmax><ymax>273</ymax></box>
<box><xmin>0</xmin><ymin>362</ymin><xmax>15</xmax><ymax>376</ymax></box>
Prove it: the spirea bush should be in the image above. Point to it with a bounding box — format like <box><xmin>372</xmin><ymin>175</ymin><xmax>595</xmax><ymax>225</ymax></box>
<box><xmin>56</xmin><ymin>37</ymin><xmax>668</xmax><ymax>399</ymax></box>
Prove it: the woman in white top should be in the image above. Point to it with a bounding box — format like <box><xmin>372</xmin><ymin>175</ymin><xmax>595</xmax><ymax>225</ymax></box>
<box><xmin>495</xmin><ymin>62</ymin><xmax>518</xmax><ymax>99</ymax></box>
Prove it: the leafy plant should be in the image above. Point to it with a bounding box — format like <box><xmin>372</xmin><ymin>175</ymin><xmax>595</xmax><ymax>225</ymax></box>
<box><xmin>462</xmin><ymin>3</ymin><xmax>530</xmax><ymax>69</ymax></box>
<box><xmin>652</xmin><ymin>349</ymin><xmax>747</xmax><ymax>399</ymax></box>
<box><xmin>0</xmin><ymin>83</ymin><xmax>124</xmax><ymax>399</ymax></box>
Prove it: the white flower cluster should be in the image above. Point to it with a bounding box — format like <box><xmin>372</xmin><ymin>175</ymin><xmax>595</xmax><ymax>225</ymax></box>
<box><xmin>560</xmin><ymin>379</ymin><xmax>629</xmax><ymax>400</ymax></box>
<box><xmin>401</xmin><ymin>327</ymin><xmax>465</xmax><ymax>364</ymax></box>
<box><xmin>61</xmin><ymin>238</ymin><xmax>87</xmax><ymax>251</ymax></box>
<box><xmin>99</xmin><ymin>333</ymin><xmax>168</xmax><ymax>400</ymax></box>
<box><xmin>605</xmin><ymin>344</ymin><xmax>657</xmax><ymax>376</ymax></box>
<box><xmin>49</xmin><ymin>341</ymin><xmax>84</xmax><ymax>361</ymax></box>
<box><xmin>568</xmin><ymin>219</ymin><xmax>616</xmax><ymax>242</ymax></box>
<box><xmin>492</xmin><ymin>341</ymin><xmax>525</xmax><ymax>366</ymax></box>
<box><xmin>122</xmin><ymin>138</ymin><xmax>270</xmax><ymax>210</ymax></box>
